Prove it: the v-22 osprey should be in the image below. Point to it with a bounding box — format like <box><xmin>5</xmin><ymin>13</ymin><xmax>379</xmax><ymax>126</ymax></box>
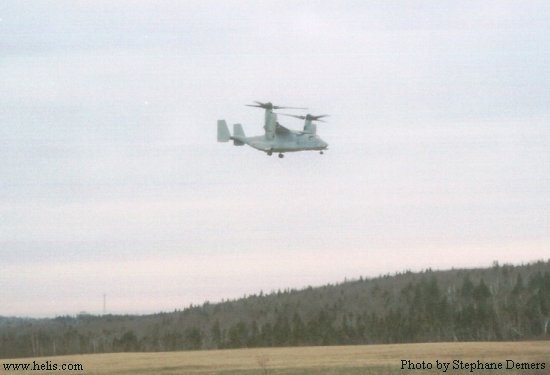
<box><xmin>217</xmin><ymin>101</ymin><xmax>329</xmax><ymax>158</ymax></box>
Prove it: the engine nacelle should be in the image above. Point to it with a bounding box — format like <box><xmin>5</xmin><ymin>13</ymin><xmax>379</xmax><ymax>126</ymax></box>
<box><xmin>303</xmin><ymin>120</ymin><xmax>317</xmax><ymax>134</ymax></box>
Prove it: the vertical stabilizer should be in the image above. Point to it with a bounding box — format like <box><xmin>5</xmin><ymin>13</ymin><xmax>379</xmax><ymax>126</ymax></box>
<box><xmin>233</xmin><ymin>123</ymin><xmax>245</xmax><ymax>146</ymax></box>
<box><xmin>217</xmin><ymin>120</ymin><xmax>231</xmax><ymax>142</ymax></box>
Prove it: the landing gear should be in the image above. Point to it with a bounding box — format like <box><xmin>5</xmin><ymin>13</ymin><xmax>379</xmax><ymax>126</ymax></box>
<box><xmin>267</xmin><ymin>151</ymin><xmax>272</xmax><ymax>156</ymax></box>
<box><xmin>320</xmin><ymin>151</ymin><xmax>324</xmax><ymax>155</ymax></box>
<box><xmin>278</xmin><ymin>153</ymin><xmax>284</xmax><ymax>158</ymax></box>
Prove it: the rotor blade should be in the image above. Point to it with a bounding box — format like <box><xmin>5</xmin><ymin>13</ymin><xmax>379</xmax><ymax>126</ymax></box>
<box><xmin>278</xmin><ymin>113</ymin><xmax>329</xmax><ymax>122</ymax></box>
<box><xmin>246</xmin><ymin>101</ymin><xmax>273</xmax><ymax>109</ymax></box>
<box><xmin>311</xmin><ymin>114</ymin><xmax>329</xmax><ymax>120</ymax></box>
<box><xmin>273</xmin><ymin>106</ymin><xmax>307</xmax><ymax>110</ymax></box>
<box><xmin>247</xmin><ymin>101</ymin><xmax>307</xmax><ymax>110</ymax></box>
<box><xmin>277</xmin><ymin>113</ymin><xmax>306</xmax><ymax>120</ymax></box>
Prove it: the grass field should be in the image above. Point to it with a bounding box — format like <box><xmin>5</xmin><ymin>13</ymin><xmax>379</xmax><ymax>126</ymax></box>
<box><xmin>2</xmin><ymin>341</ymin><xmax>549</xmax><ymax>374</ymax></box>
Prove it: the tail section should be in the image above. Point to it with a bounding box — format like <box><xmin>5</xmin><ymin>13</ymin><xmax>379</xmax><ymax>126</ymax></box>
<box><xmin>218</xmin><ymin>120</ymin><xmax>247</xmax><ymax>146</ymax></box>
<box><xmin>217</xmin><ymin>120</ymin><xmax>230</xmax><ymax>142</ymax></box>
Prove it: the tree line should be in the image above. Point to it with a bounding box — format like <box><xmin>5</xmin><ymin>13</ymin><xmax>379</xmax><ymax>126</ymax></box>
<box><xmin>1</xmin><ymin>260</ymin><xmax>549</xmax><ymax>358</ymax></box>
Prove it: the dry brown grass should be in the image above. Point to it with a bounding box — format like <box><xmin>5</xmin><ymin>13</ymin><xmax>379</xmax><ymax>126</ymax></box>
<box><xmin>2</xmin><ymin>341</ymin><xmax>549</xmax><ymax>374</ymax></box>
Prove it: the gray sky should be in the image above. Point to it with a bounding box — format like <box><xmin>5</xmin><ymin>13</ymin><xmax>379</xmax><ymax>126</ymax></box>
<box><xmin>1</xmin><ymin>1</ymin><xmax>549</xmax><ymax>317</ymax></box>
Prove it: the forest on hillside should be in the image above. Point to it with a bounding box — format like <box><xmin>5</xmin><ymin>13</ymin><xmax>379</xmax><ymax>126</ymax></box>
<box><xmin>1</xmin><ymin>260</ymin><xmax>549</xmax><ymax>358</ymax></box>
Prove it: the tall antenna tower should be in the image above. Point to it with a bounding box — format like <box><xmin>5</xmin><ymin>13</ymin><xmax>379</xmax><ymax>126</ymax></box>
<box><xmin>103</xmin><ymin>293</ymin><xmax>106</xmax><ymax>315</ymax></box>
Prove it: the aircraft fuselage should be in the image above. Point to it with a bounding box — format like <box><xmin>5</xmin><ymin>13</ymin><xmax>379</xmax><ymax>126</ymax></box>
<box><xmin>236</xmin><ymin>132</ymin><xmax>328</xmax><ymax>153</ymax></box>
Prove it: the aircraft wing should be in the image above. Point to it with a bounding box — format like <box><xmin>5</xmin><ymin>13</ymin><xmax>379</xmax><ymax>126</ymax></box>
<box><xmin>275</xmin><ymin>123</ymin><xmax>292</xmax><ymax>134</ymax></box>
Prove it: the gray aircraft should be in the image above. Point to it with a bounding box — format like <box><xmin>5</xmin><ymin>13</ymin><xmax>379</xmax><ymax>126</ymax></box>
<box><xmin>217</xmin><ymin>101</ymin><xmax>329</xmax><ymax>158</ymax></box>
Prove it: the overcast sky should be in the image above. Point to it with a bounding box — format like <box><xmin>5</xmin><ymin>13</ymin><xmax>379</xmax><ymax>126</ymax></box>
<box><xmin>1</xmin><ymin>1</ymin><xmax>549</xmax><ymax>317</ymax></box>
